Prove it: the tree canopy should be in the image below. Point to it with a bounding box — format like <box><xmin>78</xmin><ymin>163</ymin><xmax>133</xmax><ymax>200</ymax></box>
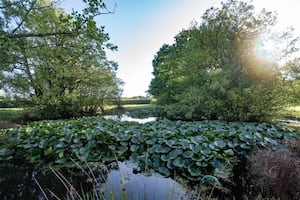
<box><xmin>0</xmin><ymin>0</ymin><xmax>121</xmax><ymax>119</ymax></box>
<box><xmin>149</xmin><ymin>0</ymin><xmax>299</xmax><ymax>121</ymax></box>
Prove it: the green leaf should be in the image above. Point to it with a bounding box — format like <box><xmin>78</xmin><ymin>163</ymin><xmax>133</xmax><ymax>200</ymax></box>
<box><xmin>29</xmin><ymin>154</ymin><xmax>41</xmax><ymax>162</ymax></box>
<box><xmin>201</xmin><ymin>175</ymin><xmax>221</xmax><ymax>186</ymax></box>
<box><xmin>56</xmin><ymin>142</ymin><xmax>66</xmax><ymax>148</ymax></box>
<box><xmin>191</xmin><ymin>136</ymin><xmax>206</xmax><ymax>144</ymax></box>
<box><xmin>22</xmin><ymin>143</ymin><xmax>38</xmax><ymax>149</ymax></box>
<box><xmin>55</xmin><ymin>158</ymin><xmax>67</xmax><ymax>164</ymax></box>
<box><xmin>190</xmin><ymin>144</ymin><xmax>201</xmax><ymax>153</ymax></box>
<box><xmin>172</xmin><ymin>157</ymin><xmax>184</xmax><ymax>167</ymax></box>
<box><xmin>165</xmin><ymin>140</ymin><xmax>176</xmax><ymax>147</ymax></box>
<box><xmin>240</xmin><ymin>143</ymin><xmax>251</xmax><ymax>149</ymax></box>
<box><xmin>224</xmin><ymin>149</ymin><xmax>234</xmax><ymax>156</ymax></box>
<box><xmin>161</xmin><ymin>154</ymin><xmax>169</xmax><ymax>162</ymax></box>
<box><xmin>44</xmin><ymin>147</ymin><xmax>53</xmax><ymax>156</ymax></box>
<box><xmin>118</xmin><ymin>146</ymin><xmax>128</xmax><ymax>154</ymax></box>
<box><xmin>188</xmin><ymin>164</ymin><xmax>202</xmax><ymax>177</ymax></box>
<box><xmin>156</xmin><ymin>146</ymin><xmax>171</xmax><ymax>153</ymax></box>
<box><xmin>183</xmin><ymin>150</ymin><xmax>194</xmax><ymax>158</ymax></box>
<box><xmin>58</xmin><ymin>151</ymin><xmax>64</xmax><ymax>158</ymax></box>
<box><xmin>167</xmin><ymin>149</ymin><xmax>183</xmax><ymax>160</ymax></box>
<box><xmin>214</xmin><ymin>140</ymin><xmax>227</xmax><ymax>148</ymax></box>
<box><xmin>130</xmin><ymin>145</ymin><xmax>139</xmax><ymax>152</ymax></box>
<box><xmin>158</xmin><ymin>167</ymin><xmax>171</xmax><ymax>176</ymax></box>
<box><xmin>79</xmin><ymin>154</ymin><xmax>89</xmax><ymax>161</ymax></box>
<box><xmin>200</xmin><ymin>148</ymin><xmax>211</xmax><ymax>155</ymax></box>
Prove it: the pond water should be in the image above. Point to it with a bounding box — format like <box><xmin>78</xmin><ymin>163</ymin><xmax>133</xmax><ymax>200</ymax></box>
<box><xmin>0</xmin><ymin>116</ymin><xmax>193</xmax><ymax>199</ymax></box>
<box><xmin>104</xmin><ymin>114</ymin><xmax>157</xmax><ymax>123</ymax></box>
<box><xmin>0</xmin><ymin>161</ymin><xmax>192</xmax><ymax>200</ymax></box>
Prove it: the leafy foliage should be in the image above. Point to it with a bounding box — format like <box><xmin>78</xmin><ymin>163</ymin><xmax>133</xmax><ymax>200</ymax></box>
<box><xmin>0</xmin><ymin>0</ymin><xmax>120</xmax><ymax>119</ymax></box>
<box><xmin>0</xmin><ymin>117</ymin><xmax>298</xmax><ymax>182</ymax></box>
<box><xmin>149</xmin><ymin>0</ymin><xmax>299</xmax><ymax>121</ymax></box>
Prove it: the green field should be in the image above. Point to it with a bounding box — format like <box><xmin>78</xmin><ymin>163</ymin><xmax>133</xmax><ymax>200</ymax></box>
<box><xmin>0</xmin><ymin>108</ymin><xmax>25</xmax><ymax>121</ymax></box>
<box><xmin>277</xmin><ymin>105</ymin><xmax>300</xmax><ymax>120</ymax></box>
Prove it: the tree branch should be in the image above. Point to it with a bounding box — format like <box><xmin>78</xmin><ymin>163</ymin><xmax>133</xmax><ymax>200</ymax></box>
<box><xmin>4</xmin><ymin>30</ymin><xmax>79</xmax><ymax>39</ymax></box>
<box><xmin>11</xmin><ymin>0</ymin><xmax>38</xmax><ymax>34</ymax></box>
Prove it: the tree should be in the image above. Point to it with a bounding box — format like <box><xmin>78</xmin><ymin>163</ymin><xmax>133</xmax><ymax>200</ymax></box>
<box><xmin>149</xmin><ymin>0</ymin><xmax>299</xmax><ymax>121</ymax></box>
<box><xmin>283</xmin><ymin>58</ymin><xmax>300</xmax><ymax>104</ymax></box>
<box><xmin>0</xmin><ymin>0</ymin><xmax>120</xmax><ymax>119</ymax></box>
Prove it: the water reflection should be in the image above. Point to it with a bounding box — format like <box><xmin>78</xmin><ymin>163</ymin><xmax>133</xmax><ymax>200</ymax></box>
<box><xmin>0</xmin><ymin>161</ymin><xmax>191</xmax><ymax>200</ymax></box>
<box><xmin>103</xmin><ymin>162</ymin><xmax>189</xmax><ymax>200</ymax></box>
<box><xmin>104</xmin><ymin>114</ymin><xmax>157</xmax><ymax>124</ymax></box>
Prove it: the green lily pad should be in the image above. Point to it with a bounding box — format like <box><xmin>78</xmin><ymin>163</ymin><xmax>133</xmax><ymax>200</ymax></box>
<box><xmin>227</xmin><ymin>141</ymin><xmax>237</xmax><ymax>148</ymax></box>
<box><xmin>191</xmin><ymin>136</ymin><xmax>206</xmax><ymax>144</ymax></box>
<box><xmin>118</xmin><ymin>146</ymin><xmax>128</xmax><ymax>154</ymax></box>
<box><xmin>167</xmin><ymin>149</ymin><xmax>183</xmax><ymax>160</ymax></box>
<box><xmin>179</xmin><ymin>140</ymin><xmax>190</xmax><ymax>149</ymax></box>
<box><xmin>200</xmin><ymin>148</ymin><xmax>211</xmax><ymax>155</ymax></box>
<box><xmin>190</xmin><ymin>144</ymin><xmax>201</xmax><ymax>153</ymax></box>
<box><xmin>224</xmin><ymin>149</ymin><xmax>234</xmax><ymax>156</ymax></box>
<box><xmin>166</xmin><ymin>140</ymin><xmax>176</xmax><ymax>147</ymax></box>
<box><xmin>22</xmin><ymin>143</ymin><xmax>38</xmax><ymax>149</ymax></box>
<box><xmin>239</xmin><ymin>133</ymin><xmax>254</xmax><ymax>142</ymax></box>
<box><xmin>173</xmin><ymin>157</ymin><xmax>184</xmax><ymax>167</ymax></box>
<box><xmin>167</xmin><ymin>160</ymin><xmax>175</xmax><ymax>169</ymax></box>
<box><xmin>201</xmin><ymin>175</ymin><xmax>221</xmax><ymax>186</ymax></box>
<box><xmin>158</xmin><ymin>167</ymin><xmax>171</xmax><ymax>176</ymax></box>
<box><xmin>130</xmin><ymin>145</ymin><xmax>139</xmax><ymax>152</ymax></box>
<box><xmin>156</xmin><ymin>146</ymin><xmax>171</xmax><ymax>153</ymax></box>
<box><xmin>188</xmin><ymin>164</ymin><xmax>202</xmax><ymax>177</ymax></box>
<box><xmin>240</xmin><ymin>143</ymin><xmax>251</xmax><ymax>149</ymax></box>
<box><xmin>183</xmin><ymin>150</ymin><xmax>194</xmax><ymax>158</ymax></box>
<box><xmin>161</xmin><ymin>154</ymin><xmax>169</xmax><ymax>162</ymax></box>
<box><xmin>214</xmin><ymin>140</ymin><xmax>227</xmax><ymax>148</ymax></box>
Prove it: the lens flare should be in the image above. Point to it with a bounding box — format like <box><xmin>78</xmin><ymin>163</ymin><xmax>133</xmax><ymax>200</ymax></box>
<box><xmin>254</xmin><ymin>34</ymin><xmax>282</xmax><ymax>62</ymax></box>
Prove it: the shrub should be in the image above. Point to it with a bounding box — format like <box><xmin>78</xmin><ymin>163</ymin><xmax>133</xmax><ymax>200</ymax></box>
<box><xmin>248</xmin><ymin>139</ymin><xmax>300</xmax><ymax>200</ymax></box>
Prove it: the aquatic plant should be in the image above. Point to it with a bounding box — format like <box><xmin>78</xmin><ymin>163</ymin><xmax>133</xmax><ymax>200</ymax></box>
<box><xmin>0</xmin><ymin>117</ymin><xmax>298</xmax><ymax>183</ymax></box>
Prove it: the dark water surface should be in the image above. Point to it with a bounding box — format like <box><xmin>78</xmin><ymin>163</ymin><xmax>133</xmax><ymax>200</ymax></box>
<box><xmin>0</xmin><ymin>160</ymin><xmax>192</xmax><ymax>200</ymax></box>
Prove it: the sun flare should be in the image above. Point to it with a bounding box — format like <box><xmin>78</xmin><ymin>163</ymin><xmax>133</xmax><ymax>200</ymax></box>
<box><xmin>255</xmin><ymin>34</ymin><xmax>280</xmax><ymax>62</ymax></box>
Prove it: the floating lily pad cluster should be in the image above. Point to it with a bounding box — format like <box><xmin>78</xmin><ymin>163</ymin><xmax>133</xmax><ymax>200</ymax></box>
<box><xmin>0</xmin><ymin>117</ymin><xmax>298</xmax><ymax>182</ymax></box>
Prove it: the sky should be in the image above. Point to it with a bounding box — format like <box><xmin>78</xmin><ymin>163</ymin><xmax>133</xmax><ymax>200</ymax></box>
<box><xmin>60</xmin><ymin>0</ymin><xmax>300</xmax><ymax>97</ymax></box>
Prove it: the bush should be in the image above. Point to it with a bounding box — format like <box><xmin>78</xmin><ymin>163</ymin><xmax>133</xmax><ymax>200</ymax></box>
<box><xmin>248</xmin><ymin>139</ymin><xmax>300</xmax><ymax>200</ymax></box>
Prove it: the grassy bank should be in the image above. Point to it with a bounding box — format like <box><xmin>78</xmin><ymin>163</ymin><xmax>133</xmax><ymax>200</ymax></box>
<box><xmin>277</xmin><ymin>105</ymin><xmax>300</xmax><ymax>120</ymax></box>
<box><xmin>0</xmin><ymin>108</ymin><xmax>25</xmax><ymax>121</ymax></box>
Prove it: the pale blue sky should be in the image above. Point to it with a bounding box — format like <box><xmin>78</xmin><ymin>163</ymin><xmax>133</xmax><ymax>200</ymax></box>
<box><xmin>99</xmin><ymin>0</ymin><xmax>222</xmax><ymax>97</ymax></box>
<box><xmin>60</xmin><ymin>0</ymin><xmax>300</xmax><ymax>97</ymax></box>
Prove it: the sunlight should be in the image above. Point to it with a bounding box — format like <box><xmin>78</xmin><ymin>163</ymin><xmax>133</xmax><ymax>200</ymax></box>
<box><xmin>255</xmin><ymin>34</ymin><xmax>280</xmax><ymax>62</ymax></box>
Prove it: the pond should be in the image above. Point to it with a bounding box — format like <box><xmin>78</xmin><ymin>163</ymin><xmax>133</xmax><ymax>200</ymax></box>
<box><xmin>0</xmin><ymin>115</ymin><xmax>194</xmax><ymax>199</ymax></box>
<box><xmin>0</xmin><ymin>160</ymin><xmax>192</xmax><ymax>200</ymax></box>
<box><xmin>104</xmin><ymin>114</ymin><xmax>157</xmax><ymax>124</ymax></box>
<box><xmin>1</xmin><ymin>115</ymin><xmax>298</xmax><ymax>199</ymax></box>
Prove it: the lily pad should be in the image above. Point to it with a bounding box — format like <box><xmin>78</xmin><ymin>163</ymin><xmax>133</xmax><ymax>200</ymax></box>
<box><xmin>183</xmin><ymin>150</ymin><xmax>194</xmax><ymax>158</ymax></box>
<box><xmin>224</xmin><ymin>149</ymin><xmax>234</xmax><ymax>156</ymax></box>
<box><xmin>188</xmin><ymin>164</ymin><xmax>202</xmax><ymax>177</ymax></box>
<box><xmin>167</xmin><ymin>149</ymin><xmax>183</xmax><ymax>160</ymax></box>
<box><xmin>200</xmin><ymin>148</ymin><xmax>211</xmax><ymax>155</ymax></box>
<box><xmin>214</xmin><ymin>140</ymin><xmax>227</xmax><ymax>149</ymax></box>
<box><xmin>173</xmin><ymin>157</ymin><xmax>184</xmax><ymax>167</ymax></box>
<box><xmin>190</xmin><ymin>144</ymin><xmax>201</xmax><ymax>153</ymax></box>
<box><xmin>130</xmin><ymin>145</ymin><xmax>139</xmax><ymax>152</ymax></box>
<box><xmin>158</xmin><ymin>166</ymin><xmax>171</xmax><ymax>176</ymax></box>
<box><xmin>165</xmin><ymin>140</ymin><xmax>176</xmax><ymax>147</ymax></box>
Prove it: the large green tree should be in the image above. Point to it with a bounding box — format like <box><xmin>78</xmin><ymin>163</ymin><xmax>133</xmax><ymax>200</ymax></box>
<box><xmin>149</xmin><ymin>0</ymin><xmax>299</xmax><ymax>121</ymax></box>
<box><xmin>0</xmin><ymin>0</ymin><xmax>120</xmax><ymax>119</ymax></box>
